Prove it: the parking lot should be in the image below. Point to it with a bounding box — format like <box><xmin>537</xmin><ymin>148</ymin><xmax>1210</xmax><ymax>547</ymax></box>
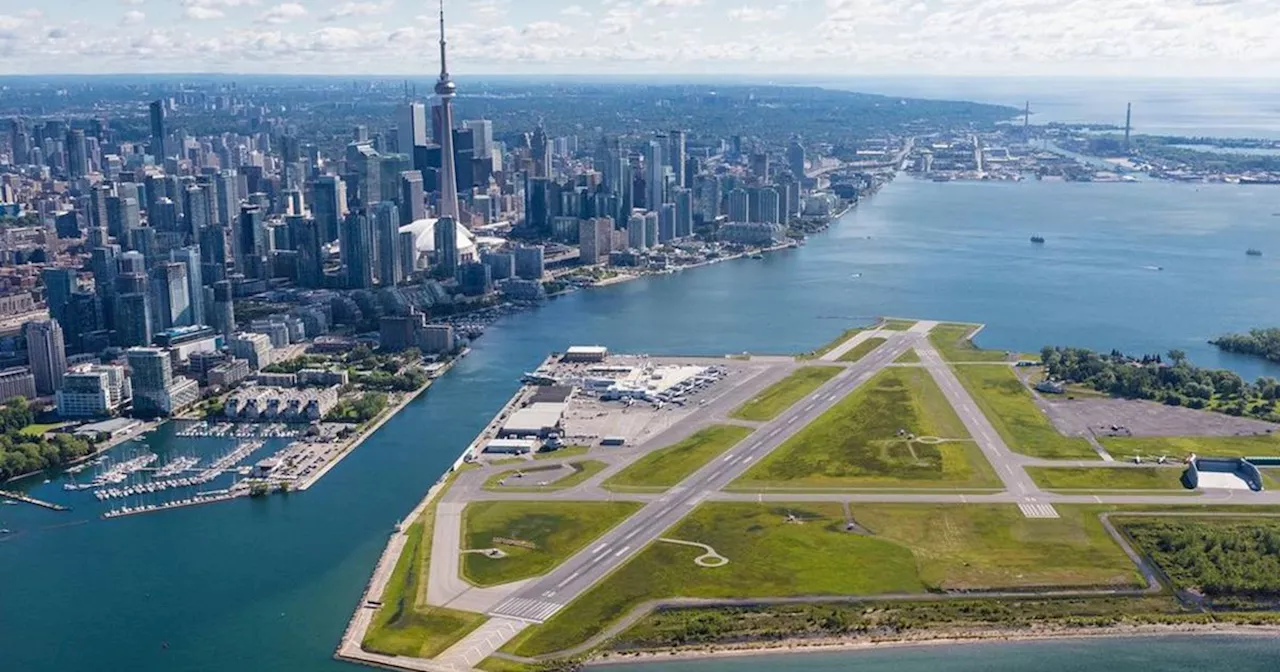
<box><xmin>1042</xmin><ymin>397</ymin><xmax>1279</xmax><ymax>438</ymax></box>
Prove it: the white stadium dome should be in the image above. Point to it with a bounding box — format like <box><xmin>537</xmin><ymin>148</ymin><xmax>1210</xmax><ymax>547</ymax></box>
<box><xmin>399</xmin><ymin>218</ymin><xmax>478</xmax><ymax>258</ymax></box>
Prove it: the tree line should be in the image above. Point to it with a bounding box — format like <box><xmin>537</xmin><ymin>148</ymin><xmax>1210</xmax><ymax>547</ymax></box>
<box><xmin>0</xmin><ymin>399</ymin><xmax>95</xmax><ymax>481</ymax></box>
<box><xmin>1125</xmin><ymin>519</ymin><xmax>1280</xmax><ymax>599</ymax></box>
<box><xmin>1210</xmin><ymin>328</ymin><xmax>1280</xmax><ymax>364</ymax></box>
<box><xmin>1040</xmin><ymin>346</ymin><xmax>1280</xmax><ymax>420</ymax></box>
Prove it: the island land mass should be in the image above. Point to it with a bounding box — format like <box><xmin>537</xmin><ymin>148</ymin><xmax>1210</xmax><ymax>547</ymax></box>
<box><xmin>336</xmin><ymin>318</ymin><xmax>1280</xmax><ymax>672</ymax></box>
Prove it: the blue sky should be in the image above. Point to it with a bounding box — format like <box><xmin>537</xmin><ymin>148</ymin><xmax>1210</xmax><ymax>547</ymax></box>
<box><xmin>0</xmin><ymin>0</ymin><xmax>1278</xmax><ymax>76</ymax></box>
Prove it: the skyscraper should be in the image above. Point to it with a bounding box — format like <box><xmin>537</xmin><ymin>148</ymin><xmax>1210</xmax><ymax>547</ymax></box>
<box><xmin>374</xmin><ymin>202</ymin><xmax>403</xmax><ymax>287</ymax></box>
<box><xmin>758</xmin><ymin>187</ymin><xmax>781</xmax><ymax>224</ymax></box>
<box><xmin>214</xmin><ymin>170</ymin><xmax>240</xmax><ymax>226</ymax></box>
<box><xmin>464</xmin><ymin>119</ymin><xmax>494</xmax><ymax>159</ymax></box>
<box><xmin>312</xmin><ymin>174</ymin><xmax>347</xmax><ymax>242</ymax></box>
<box><xmin>787</xmin><ymin>139</ymin><xmax>806</xmax><ymax>178</ymax></box>
<box><xmin>342</xmin><ymin>211</ymin><xmax>375</xmax><ymax>290</ymax></box>
<box><xmin>531</xmin><ymin>125</ymin><xmax>551</xmax><ymax>178</ymax></box>
<box><xmin>150</xmin><ymin>262</ymin><xmax>191</xmax><ymax>330</ymax></box>
<box><xmin>42</xmin><ymin>267</ymin><xmax>78</xmax><ymax>326</ymax></box>
<box><xmin>290</xmin><ymin>216</ymin><xmax>325</xmax><ymax>289</ymax></box>
<box><xmin>171</xmin><ymin>246</ymin><xmax>205</xmax><ymax>326</ymax></box>
<box><xmin>149</xmin><ymin>100</ymin><xmax>166</xmax><ymax>160</ymax></box>
<box><xmin>674</xmin><ymin>187</ymin><xmax>694</xmax><ymax>238</ymax></box>
<box><xmin>183</xmin><ymin>185</ymin><xmax>210</xmax><ymax>240</ymax></box>
<box><xmin>26</xmin><ymin>320</ymin><xmax>67</xmax><ymax>395</ymax></box>
<box><xmin>579</xmin><ymin>217</ymin><xmax>613</xmax><ymax>265</ymax></box>
<box><xmin>210</xmin><ymin>280</ymin><xmax>235</xmax><ymax>337</ymax></box>
<box><xmin>399</xmin><ymin>171</ymin><xmax>425</xmax><ymax>225</ymax></box>
<box><xmin>65</xmin><ymin>129</ymin><xmax>88</xmax><ymax>179</ymax></box>
<box><xmin>668</xmin><ymin>130</ymin><xmax>687</xmax><ymax>190</ymax></box>
<box><xmin>728</xmin><ymin>187</ymin><xmax>750</xmax><ymax>222</ymax></box>
<box><xmin>396</xmin><ymin>102</ymin><xmax>428</xmax><ymax>155</ymax></box>
<box><xmin>646</xmin><ymin>140</ymin><xmax>665</xmax><ymax>212</ymax></box>
<box><xmin>434</xmin><ymin>216</ymin><xmax>458</xmax><ymax>278</ymax></box>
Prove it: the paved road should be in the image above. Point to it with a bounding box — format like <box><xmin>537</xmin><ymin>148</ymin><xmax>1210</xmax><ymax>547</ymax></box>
<box><xmin>915</xmin><ymin>339</ymin><xmax>1060</xmax><ymax>516</ymax></box>
<box><xmin>487</xmin><ymin>333</ymin><xmax>918</xmax><ymax>624</ymax></box>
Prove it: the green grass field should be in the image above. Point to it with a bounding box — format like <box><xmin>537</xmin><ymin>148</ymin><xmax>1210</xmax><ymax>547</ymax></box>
<box><xmin>838</xmin><ymin>337</ymin><xmax>888</xmax><ymax>363</ymax></box>
<box><xmin>504</xmin><ymin>503</ymin><xmax>925</xmax><ymax>657</ymax></box>
<box><xmin>461</xmin><ymin>501</ymin><xmax>641</xmax><ymax>587</ymax></box>
<box><xmin>951</xmin><ymin>364</ymin><xmax>1098</xmax><ymax>460</ymax></box>
<box><xmin>895</xmin><ymin>349</ymin><xmax>921</xmax><ymax>364</ymax></box>
<box><xmin>362</xmin><ymin>500</ymin><xmax>487</xmax><ymax>658</ymax></box>
<box><xmin>483</xmin><ymin>460</ymin><xmax>607</xmax><ymax>492</ymax></box>
<box><xmin>19</xmin><ymin>423</ymin><xmax>66</xmax><ymax>437</ymax></box>
<box><xmin>734</xmin><ymin>368</ymin><xmax>1001</xmax><ymax>489</ymax></box>
<box><xmin>731</xmin><ymin>366</ymin><xmax>842</xmax><ymax>422</ymax></box>
<box><xmin>1026</xmin><ymin>466</ymin><xmax>1191</xmax><ymax>491</ymax></box>
<box><xmin>798</xmin><ymin>327</ymin><xmax>865</xmax><ymax>360</ymax></box>
<box><xmin>880</xmin><ymin>319</ymin><xmax>917</xmax><ymax>331</ymax></box>
<box><xmin>505</xmin><ymin>502</ymin><xmax>1144</xmax><ymax>657</ymax></box>
<box><xmin>929</xmin><ymin>323</ymin><xmax>1010</xmax><ymax>363</ymax></box>
<box><xmin>1102</xmin><ymin>434</ymin><xmax>1280</xmax><ymax>460</ymax></box>
<box><xmin>603</xmin><ymin>425</ymin><xmax>753</xmax><ymax>490</ymax></box>
<box><xmin>533</xmin><ymin>445</ymin><xmax>590</xmax><ymax>460</ymax></box>
<box><xmin>854</xmin><ymin>504</ymin><xmax>1143</xmax><ymax>591</ymax></box>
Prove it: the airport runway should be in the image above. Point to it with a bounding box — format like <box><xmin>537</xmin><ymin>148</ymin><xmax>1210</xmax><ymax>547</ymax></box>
<box><xmin>486</xmin><ymin>333</ymin><xmax>919</xmax><ymax>624</ymax></box>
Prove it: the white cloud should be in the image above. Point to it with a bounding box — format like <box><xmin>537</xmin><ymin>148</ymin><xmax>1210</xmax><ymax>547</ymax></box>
<box><xmin>322</xmin><ymin>1</ymin><xmax>392</xmax><ymax>22</ymax></box>
<box><xmin>472</xmin><ymin>0</ymin><xmax>508</xmax><ymax>20</ymax></box>
<box><xmin>182</xmin><ymin>0</ymin><xmax>259</xmax><ymax>20</ymax></box>
<box><xmin>524</xmin><ymin>21</ymin><xmax>573</xmax><ymax>41</ymax></box>
<box><xmin>121</xmin><ymin>10</ymin><xmax>146</xmax><ymax>25</ymax></box>
<box><xmin>260</xmin><ymin>2</ymin><xmax>308</xmax><ymax>24</ymax></box>
<box><xmin>5</xmin><ymin>0</ymin><xmax>1280</xmax><ymax>77</ymax></box>
<box><xmin>728</xmin><ymin>5</ymin><xmax>787</xmax><ymax>22</ymax></box>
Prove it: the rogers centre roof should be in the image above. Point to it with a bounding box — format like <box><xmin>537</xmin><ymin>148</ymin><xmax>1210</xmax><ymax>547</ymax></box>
<box><xmin>399</xmin><ymin>217</ymin><xmax>478</xmax><ymax>256</ymax></box>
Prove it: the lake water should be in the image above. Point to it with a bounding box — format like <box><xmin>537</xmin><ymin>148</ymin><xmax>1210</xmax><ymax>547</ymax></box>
<box><xmin>823</xmin><ymin>77</ymin><xmax>1280</xmax><ymax>139</ymax></box>
<box><xmin>3</xmin><ymin>177</ymin><xmax>1280</xmax><ymax>671</ymax></box>
<box><xmin>604</xmin><ymin>636</ymin><xmax>1280</xmax><ymax>672</ymax></box>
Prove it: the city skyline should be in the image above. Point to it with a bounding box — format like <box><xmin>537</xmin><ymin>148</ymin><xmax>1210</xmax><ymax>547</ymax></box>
<box><xmin>1</xmin><ymin>0</ymin><xmax>1279</xmax><ymax>77</ymax></box>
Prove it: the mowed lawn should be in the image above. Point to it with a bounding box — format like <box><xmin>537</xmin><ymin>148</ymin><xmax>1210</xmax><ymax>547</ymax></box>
<box><xmin>799</xmin><ymin>327</ymin><xmax>865</xmax><ymax>360</ymax></box>
<box><xmin>483</xmin><ymin>460</ymin><xmax>607</xmax><ymax>492</ymax></box>
<box><xmin>838</xmin><ymin>337</ymin><xmax>888</xmax><ymax>363</ymax></box>
<box><xmin>504</xmin><ymin>503</ymin><xmax>925</xmax><ymax>657</ymax></box>
<box><xmin>462</xmin><ymin>501</ymin><xmax>641</xmax><ymax>587</ymax></box>
<box><xmin>1027</xmin><ymin>466</ymin><xmax>1191</xmax><ymax>491</ymax></box>
<box><xmin>854</xmin><ymin>504</ymin><xmax>1143</xmax><ymax>591</ymax></box>
<box><xmin>895</xmin><ymin>349</ymin><xmax>922</xmax><ymax>364</ymax></box>
<box><xmin>731</xmin><ymin>366</ymin><xmax>842</xmax><ymax>421</ymax></box>
<box><xmin>735</xmin><ymin>367</ymin><xmax>1001</xmax><ymax>489</ymax></box>
<box><xmin>881</xmin><ymin>319</ymin><xmax>917</xmax><ymax>331</ymax></box>
<box><xmin>1102</xmin><ymin>434</ymin><xmax>1280</xmax><ymax>460</ymax></box>
<box><xmin>363</xmin><ymin>502</ymin><xmax>487</xmax><ymax>658</ymax></box>
<box><xmin>604</xmin><ymin>425</ymin><xmax>753</xmax><ymax>490</ymax></box>
<box><xmin>951</xmin><ymin>364</ymin><xmax>1098</xmax><ymax>460</ymax></box>
<box><xmin>929</xmin><ymin>323</ymin><xmax>1010</xmax><ymax>363</ymax></box>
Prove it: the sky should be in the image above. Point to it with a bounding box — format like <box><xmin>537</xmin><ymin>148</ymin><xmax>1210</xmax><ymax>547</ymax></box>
<box><xmin>1</xmin><ymin>0</ymin><xmax>1280</xmax><ymax>77</ymax></box>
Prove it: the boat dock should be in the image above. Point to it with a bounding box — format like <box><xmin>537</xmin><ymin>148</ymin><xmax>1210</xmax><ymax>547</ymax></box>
<box><xmin>0</xmin><ymin>489</ymin><xmax>69</xmax><ymax>512</ymax></box>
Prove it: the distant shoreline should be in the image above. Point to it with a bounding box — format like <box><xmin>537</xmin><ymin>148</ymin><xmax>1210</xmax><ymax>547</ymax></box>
<box><xmin>590</xmin><ymin>624</ymin><xmax>1280</xmax><ymax>667</ymax></box>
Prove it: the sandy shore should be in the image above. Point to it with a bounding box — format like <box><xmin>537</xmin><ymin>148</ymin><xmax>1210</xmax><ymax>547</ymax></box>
<box><xmin>589</xmin><ymin>623</ymin><xmax>1280</xmax><ymax>666</ymax></box>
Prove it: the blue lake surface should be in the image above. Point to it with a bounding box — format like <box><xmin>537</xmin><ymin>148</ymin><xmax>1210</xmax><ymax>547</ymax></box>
<box><xmin>3</xmin><ymin>177</ymin><xmax>1280</xmax><ymax>671</ymax></box>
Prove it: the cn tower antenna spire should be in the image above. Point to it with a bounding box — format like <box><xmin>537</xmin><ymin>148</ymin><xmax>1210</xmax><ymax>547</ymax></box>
<box><xmin>438</xmin><ymin>0</ymin><xmax>449</xmax><ymax>84</ymax></box>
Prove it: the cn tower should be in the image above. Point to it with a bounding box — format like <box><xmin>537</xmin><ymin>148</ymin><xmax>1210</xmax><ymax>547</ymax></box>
<box><xmin>435</xmin><ymin>0</ymin><xmax>460</xmax><ymax>221</ymax></box>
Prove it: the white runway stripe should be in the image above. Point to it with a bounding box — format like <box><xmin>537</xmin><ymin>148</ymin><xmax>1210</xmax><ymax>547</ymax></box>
<box><xmin>1018</xmin><ymin>502</ymin><xmax>1060</xmax><ymax>519</ymax></box>
<box><xmin>491</xmin><ymin>597</ymin><xmax>566</xmax><ymax>623</ymax></box>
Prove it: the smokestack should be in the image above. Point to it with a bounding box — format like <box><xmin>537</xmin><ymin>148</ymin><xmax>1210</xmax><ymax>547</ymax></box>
<box><xmin>1124</xmin><ymin>102</ymin><xmax>1132</xmax><ymax>152</ymax></box>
